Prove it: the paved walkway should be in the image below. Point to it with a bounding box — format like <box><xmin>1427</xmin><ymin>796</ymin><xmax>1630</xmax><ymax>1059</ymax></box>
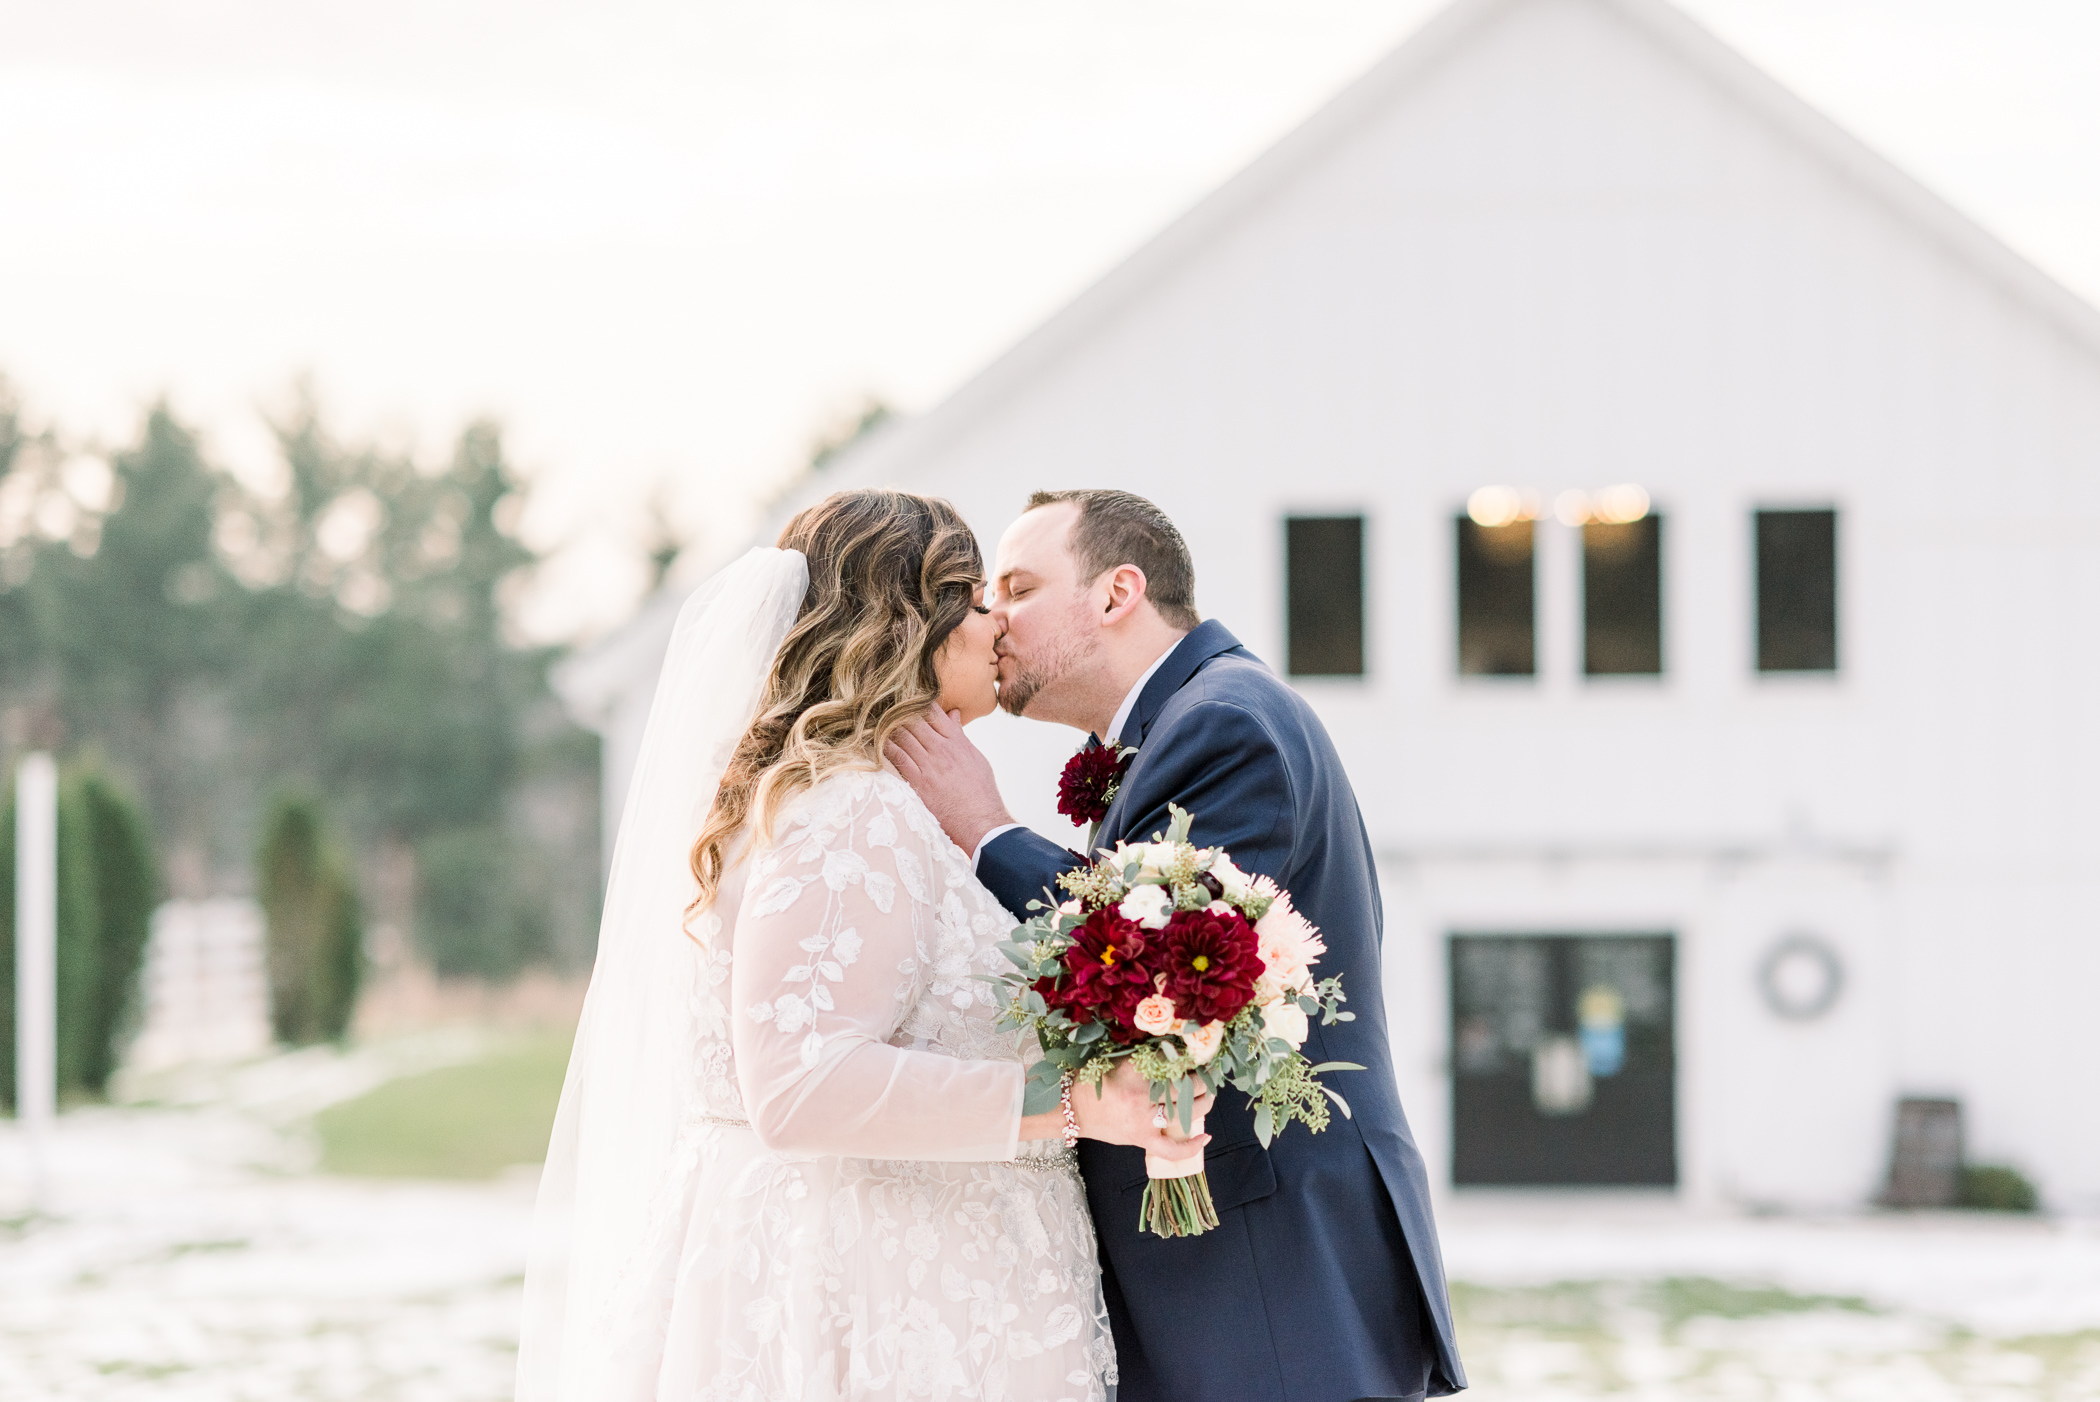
<box><xmin>3</xmin><ymin>1046</ymin><xmax>2096</xmax><ymax>1400</ymax></box>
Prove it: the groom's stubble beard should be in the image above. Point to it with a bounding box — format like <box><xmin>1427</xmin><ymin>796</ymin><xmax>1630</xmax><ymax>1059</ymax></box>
<box><xmin>995</xmin><ymin>627</ymin><xmax>1093</xmax><ymax>722</ymax></box>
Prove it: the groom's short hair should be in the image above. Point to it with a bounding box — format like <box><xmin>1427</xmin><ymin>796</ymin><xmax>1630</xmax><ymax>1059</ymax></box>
<box><xmin>1025</xmin><ymin>489</ymin><xmax>1199</xmax><ymax>630</ymax></box>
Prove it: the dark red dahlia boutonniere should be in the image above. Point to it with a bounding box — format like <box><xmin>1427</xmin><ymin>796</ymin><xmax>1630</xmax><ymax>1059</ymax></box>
<box><xmin>1056</xmin><ymin>734</ymin><xmax>1136</xmax><ymax>827</ymax></box>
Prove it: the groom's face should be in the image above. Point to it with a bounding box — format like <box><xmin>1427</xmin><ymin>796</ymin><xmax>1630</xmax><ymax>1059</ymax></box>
<box><xmin>990</xmin><ymin>503</ymin><xmax>1099</xmax><ymax>720</ymax></box>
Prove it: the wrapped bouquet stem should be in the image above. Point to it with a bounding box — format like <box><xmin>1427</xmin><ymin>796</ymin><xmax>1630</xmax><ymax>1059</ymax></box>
<box><xmin>999</xmin><ymin>806</ymin><xmax>1361</xmax><ymax>1238</ymax></box>
<box><xmin>1143</xmin><ymin>1140</ymin><xmax>1215</xmax><ymax>1236</ymax></box>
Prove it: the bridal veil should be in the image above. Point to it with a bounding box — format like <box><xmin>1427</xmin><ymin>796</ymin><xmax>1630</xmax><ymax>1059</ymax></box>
<box><xmin>516</xmin><ymin>546</ymin><xmax>809</xmax><ymax>1400</ymax></box>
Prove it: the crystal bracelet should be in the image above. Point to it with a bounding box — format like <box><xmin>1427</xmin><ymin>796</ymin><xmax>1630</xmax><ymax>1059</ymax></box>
<box><xmin>1059</xmin><ymin>1071</ymin><xmax>1080</xmax><ymax>1149</ymax></box>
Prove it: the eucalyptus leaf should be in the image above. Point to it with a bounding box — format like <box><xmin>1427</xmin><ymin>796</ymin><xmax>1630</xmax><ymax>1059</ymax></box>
<box><xmin>1022</xmin><ymin>1061</ymin><xmax>1065</xmax><ymax>1116</ymax></box>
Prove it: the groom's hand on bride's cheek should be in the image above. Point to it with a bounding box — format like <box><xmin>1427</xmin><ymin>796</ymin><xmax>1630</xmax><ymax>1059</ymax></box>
<box><xmin>885</xmin><ymin>707</ymin><xmax>1015</xmax><ymax>856</ymax></box>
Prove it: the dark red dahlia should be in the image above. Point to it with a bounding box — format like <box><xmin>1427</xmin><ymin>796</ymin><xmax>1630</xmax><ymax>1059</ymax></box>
<box><xmin>1157</xmin><ymin>907</ymin><xmax>1262</xmax><ymax>1025</ymax></box>
<box><xmin>1041</xmin><ymin>909</ymin><xmax>1155</xmax><ymax>1039</ymax></box>
<box><xmin>1056</xmin><ymin>735</ymin><xmax>1135</xmax><ymax>827</ymax></box>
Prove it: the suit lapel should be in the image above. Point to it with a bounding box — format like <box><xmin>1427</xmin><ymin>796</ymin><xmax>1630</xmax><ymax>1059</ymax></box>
<box><xmin>1095</xmin><ymin>621</ymin><xmax>1249</xmax><ymax>846</ymax></box>
<box><xmin>1125</xmin><ymin>619</ymin><xmax>1247</xmax><ymax>750</ymax></box>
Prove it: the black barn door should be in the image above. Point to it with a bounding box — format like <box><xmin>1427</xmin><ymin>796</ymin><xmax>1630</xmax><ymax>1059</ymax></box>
<box><xmin>1450</xmin><ymin>934</ymin><xmax>1677</xmax><ymax>1186</ymax></box>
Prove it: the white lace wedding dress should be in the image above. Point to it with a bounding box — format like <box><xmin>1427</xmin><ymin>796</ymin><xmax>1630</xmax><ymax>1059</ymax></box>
<box><xmin>603</xmin><ymin>766</ymin><xmax>1115</xmax><ymax>1401</ymax></box>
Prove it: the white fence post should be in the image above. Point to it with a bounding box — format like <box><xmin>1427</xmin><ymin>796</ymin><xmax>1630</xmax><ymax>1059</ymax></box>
<box><xmin>15</xmin><ymin>752</ymin><xmax>57</xmax><ymax>1207</ymax></box>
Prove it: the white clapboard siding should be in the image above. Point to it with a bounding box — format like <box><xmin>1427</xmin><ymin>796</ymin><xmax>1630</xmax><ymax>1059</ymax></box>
<box><xmin>570</xmin><ymin>0</ymin><xmax>2100</xmax><ymax>1210</ymax></box>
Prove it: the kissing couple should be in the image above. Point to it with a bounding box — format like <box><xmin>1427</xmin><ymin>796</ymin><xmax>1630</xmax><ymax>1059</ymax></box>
<box><xmin>516</xmin><ymin>488</ymin><xmax>1465</xmax><ymax>1402</ymax></box>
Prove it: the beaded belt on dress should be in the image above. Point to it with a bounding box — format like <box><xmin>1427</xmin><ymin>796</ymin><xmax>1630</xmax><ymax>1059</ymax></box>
<box><xmin>695</xmin><ymin>1115</ymin><xmax>1079</xmax><ymax>1173</ymax></box>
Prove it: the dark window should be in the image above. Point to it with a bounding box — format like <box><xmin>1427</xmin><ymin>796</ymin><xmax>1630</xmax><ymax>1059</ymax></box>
<box><xmin>1285</xmin><ymin>516</ymin><xmax>1364</xmax><ymax>677</ymax></box>
<box><xmin>1450</xmin><ymin>933</ymin><xmax>1677</xmax><ymax>1186</ymax></box>
<box><xmin>1584</xmin><ymin>515</ymin><xmax>1662</xmax><ymax>675</ymax></box>
<box><xmin>1455</xmin><ymin>518</ymin><xmax>1535</xmax><ymax>676</ymax></box>
<box><xmin>1756</xmin><ymin>509</ymin><xmax>1837</xmax><ymax>672</ymax></box>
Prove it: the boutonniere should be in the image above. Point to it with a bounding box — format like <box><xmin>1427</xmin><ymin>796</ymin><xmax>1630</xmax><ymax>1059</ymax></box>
<box><xmin>1056</xmin><ymin>734</ymin><xmax>1136</xmax><ymax>827</ymax></box>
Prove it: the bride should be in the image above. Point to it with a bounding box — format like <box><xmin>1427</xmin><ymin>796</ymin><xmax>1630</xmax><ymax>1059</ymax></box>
<box><xmin>517</xmin><ymin>489</ymin><xmax>1206</xmax><ymax>1401</ymax></box>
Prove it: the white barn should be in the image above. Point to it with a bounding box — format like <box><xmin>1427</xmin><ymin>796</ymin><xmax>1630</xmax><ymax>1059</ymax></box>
<box><xmin>560</xmin><ymin>0</ymin><xmax>2100</xmax><ymax>1212</ymax></box>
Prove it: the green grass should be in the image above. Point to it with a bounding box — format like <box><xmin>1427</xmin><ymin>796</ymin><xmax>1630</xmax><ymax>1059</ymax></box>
<box><xmin>1643</xmin><ymin>1276</ymin><xmax>1875</xmax><ymax>1329</ymax></box>
<box><xmin>315</xmin><ymin>1032</ymin><xmax>573</xmax><ymax>1179</ymax></box>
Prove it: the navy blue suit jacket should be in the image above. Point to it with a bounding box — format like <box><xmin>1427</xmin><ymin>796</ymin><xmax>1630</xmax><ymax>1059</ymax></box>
<box><xmin>979</xmin><ymin>621</ymin><xmax>1465</xmax><ymax>1402</ymax></box>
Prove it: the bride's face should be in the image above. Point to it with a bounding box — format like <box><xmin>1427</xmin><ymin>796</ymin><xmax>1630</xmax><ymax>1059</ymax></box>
<box><xmin>933</xmin><ymin>583</ymin><xmax>1001</xmax><ymax>724</ymax></box>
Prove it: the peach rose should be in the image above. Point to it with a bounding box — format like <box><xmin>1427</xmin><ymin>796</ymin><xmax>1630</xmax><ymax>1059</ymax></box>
<box><xmin>1181</xmin><ymin>1019</ymin><xmax>1227</xmax><ymax>1064</ymax></box>
<box><xmin>1133</xmin><ymin>994</ymin><xmax>1178</xmax><ymax>1037</ymax></box>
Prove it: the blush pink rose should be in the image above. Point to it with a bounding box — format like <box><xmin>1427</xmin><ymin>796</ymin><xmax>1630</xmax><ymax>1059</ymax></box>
<box><xmin>1181</xmin><ymin>1019</ymin><xmax>1226</xmax><ymax>1064</ymax></box>
<box><xmin>1133</xmin><ymin>994</ymin><xmax>1178</xmax><ymax>1036</ymax></box>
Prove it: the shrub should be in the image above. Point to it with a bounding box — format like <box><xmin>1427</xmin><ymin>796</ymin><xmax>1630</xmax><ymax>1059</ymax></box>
<box><xmin>414</xmin><ymin>824</ymin><xmax>550</xmax><ymax>980</ymax></box>
<box><xmin>0</xmin><ymin>761</ymin><xmax>160</xmax><ymax>1106</ymax></box>
<box><xmin>75</xmin><ymin>769</ymin><xmax>158</xmax><ymax>1091</ymax></box>
<box><xmin>1959</xmin><ymin>1164</ymin><xmax>2039</xmax><ymax>1213</ymax></box>
<box><xmin>257</xmin><ymin>793</ymin><xmax>363</xmax><ymax>1045</ymax></box>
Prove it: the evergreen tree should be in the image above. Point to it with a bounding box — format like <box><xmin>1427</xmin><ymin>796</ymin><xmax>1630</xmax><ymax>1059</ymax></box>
<box><xmin>2</xmin><ymin>390</ymin><xmax>600</xmax><ymax>990</ymax></box>
<box><xmin>76</xmin><ymin>766</ymin><xmax>158</xmax><ymax>1090</ymax></box>
<box><xmin>256</xmin><ymin>793</ymin><xmax>362</xmax><ymax>1045</ymax></box>
<box><xmin>0</xmin><ymin>762</ymin><xmax>159</xmax><ymax>1106</ymax></box>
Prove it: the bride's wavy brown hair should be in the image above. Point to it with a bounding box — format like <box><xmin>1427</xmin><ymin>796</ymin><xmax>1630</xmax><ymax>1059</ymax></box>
<box><xmin>688</xmin><ymin>489</ymin><xmax>984</xmax><ymax>915</ymax></box>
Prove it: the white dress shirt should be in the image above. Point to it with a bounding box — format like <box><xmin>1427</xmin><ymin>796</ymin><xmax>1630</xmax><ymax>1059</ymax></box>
<box><xmin>971</xmin><ymin>643</ymin><xmax>1178</xmax><ymax>868</ymax></box>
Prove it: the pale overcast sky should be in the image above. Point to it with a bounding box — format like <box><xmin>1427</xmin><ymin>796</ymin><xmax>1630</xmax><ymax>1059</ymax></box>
<box><xmin>3</xmin><ymin>0</ymin><xmax>2097</xmax><ymax>640</ymax></box>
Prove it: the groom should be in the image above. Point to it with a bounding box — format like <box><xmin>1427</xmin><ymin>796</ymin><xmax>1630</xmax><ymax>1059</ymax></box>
<box><xmin>888</xmin><ymin>490</ymin><xmax>1465</xmax><ymax>1402</ymax></box>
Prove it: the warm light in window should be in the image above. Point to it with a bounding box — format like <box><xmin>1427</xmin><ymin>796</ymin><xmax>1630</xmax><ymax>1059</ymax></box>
<box><xmin>1467</xmin><ymin>486</ymin><xmax>1539</xmax><ymax>528</ymax></box>
<box><xmin>1554</xmin><ymin>484</ymin><xmax>1649</xmax><ymax>526</ymax></box>
<box><xmin>1592</xmin><ymin>484</ymin><xmax>1651</xmax><ymax>524</ymax></box>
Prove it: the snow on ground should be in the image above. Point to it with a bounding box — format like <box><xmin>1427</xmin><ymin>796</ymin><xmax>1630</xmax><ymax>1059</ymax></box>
<box><xmin>2</xmin><ymin>1042</ymin><xmax>2097</xmax><ymax>1400</ymax></box>
<box><xmin>1440</xmin><ymin>1197</ymin><xmax>2100</xmax><ymax>1400</ymax></box>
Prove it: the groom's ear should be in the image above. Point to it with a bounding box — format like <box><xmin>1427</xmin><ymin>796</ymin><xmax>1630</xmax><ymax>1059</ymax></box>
<box><xmin>1098</xmin><ymin>563</ymin><xmax>1152</xmax><ymax>624</ymax></box>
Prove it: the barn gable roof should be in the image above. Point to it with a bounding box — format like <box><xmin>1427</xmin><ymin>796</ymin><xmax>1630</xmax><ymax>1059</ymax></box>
<box><xmin>826</xmin><ymin>0</ymin><xmax>2100</xmax><ymax>492</ymax></box>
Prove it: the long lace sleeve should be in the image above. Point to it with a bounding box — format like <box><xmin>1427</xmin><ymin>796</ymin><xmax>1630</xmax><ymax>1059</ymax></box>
<box><xmin>731</xmin><ymin>772</ymin><xmax>1025</xmax><ymax>1162</ymax></box>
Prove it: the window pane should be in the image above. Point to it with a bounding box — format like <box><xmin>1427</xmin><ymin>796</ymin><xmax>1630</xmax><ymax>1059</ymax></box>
<box><xmin>1286</xmin><ymin>516</ymin><xmax>1364</xmax><ymax>677</ymax></box>
<box><xmin>1756</xmin><ymin>509</ymin><xmax>1837</xmax><ymax>672</ymax></box>
<box><xmin>1583</xmin><ymin>516</ymin><xmax>1663</xmax><ymax>676</ymax></box>
<box><xmin>1456</xmin><ymin>518</ymin><xmax>1535</xmax><ymax>676</ymax></box>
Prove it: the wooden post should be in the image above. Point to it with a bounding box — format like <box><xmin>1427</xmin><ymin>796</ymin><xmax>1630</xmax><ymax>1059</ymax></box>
<box><xmin>14</xmin><ymin>752</ymin><xmax>56</xmax><ymax>1206</ymax></box>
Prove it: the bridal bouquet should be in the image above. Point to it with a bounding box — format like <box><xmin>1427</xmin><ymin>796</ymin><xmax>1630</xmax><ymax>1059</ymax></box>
<box><xmin>995</xmin><ymin>806</ymin><xmax>1358</xmax><ymax>1237</ymax></box>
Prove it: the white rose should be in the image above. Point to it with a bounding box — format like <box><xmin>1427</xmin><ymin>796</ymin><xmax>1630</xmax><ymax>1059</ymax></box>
<box><xmin>1260</xmin><ymin>1000</ymin><xmax>1310</xmax><ymax>1050</ymax></box>
<box><xmin>1111</xmin><ymin>842</ymin><xmax>1164</xmax><ymax>879</ymax></box>
<box><xmin>1117</xmin><ymin>883</ymin><xmax>1173</xmax><ymax>929</ymax></box>
<box><xmin>1208</xmin><ymin>855</ymin><xmax>1253</xmax><ymax>902</ymax></box>
<box><xmin>1057</xmin><ymin>899</ymin><xmax>1083</xmax><ymax>916</ymax></box>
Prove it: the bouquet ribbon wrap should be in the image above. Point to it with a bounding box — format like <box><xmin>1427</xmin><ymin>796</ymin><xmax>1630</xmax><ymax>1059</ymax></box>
<box><xmin>1143</xmin><ymin>1141</ymin><xmax>1218</xmax><ymax>1235</ymax></box>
